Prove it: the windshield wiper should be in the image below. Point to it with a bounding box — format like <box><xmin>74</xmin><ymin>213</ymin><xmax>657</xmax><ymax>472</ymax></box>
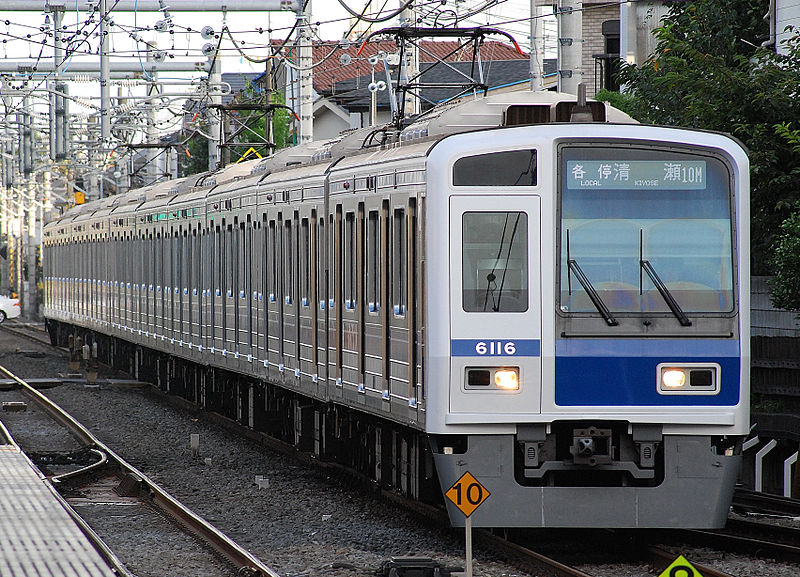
<box><xmin>567</xmin><ymin>259</ymin><xmax>618</xmax><ymax>326</ymax></box>
<box><xmin>640</xmin><ymin>260</ymin><xmax>692</xmax><ymax>326</ymax></box>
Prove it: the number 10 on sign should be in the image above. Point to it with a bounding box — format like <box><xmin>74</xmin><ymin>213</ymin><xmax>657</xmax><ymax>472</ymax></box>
<box><xmin>445</xmin><ymin>471</ymin><xmax>490</xmax><ymax>518</ymax></box>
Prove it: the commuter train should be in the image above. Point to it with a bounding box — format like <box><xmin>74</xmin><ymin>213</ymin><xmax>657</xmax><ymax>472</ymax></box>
<box><xmin>43</xmin><ymin>90</ymin><xmax>750</xmax><ymax>528</ymax></box>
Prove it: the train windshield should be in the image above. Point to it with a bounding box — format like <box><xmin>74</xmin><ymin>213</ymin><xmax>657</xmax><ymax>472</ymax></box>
<box><xmin>559</xmin><ymin>146</ymin><xmax>734</xmax><ymax>315</ymax></box>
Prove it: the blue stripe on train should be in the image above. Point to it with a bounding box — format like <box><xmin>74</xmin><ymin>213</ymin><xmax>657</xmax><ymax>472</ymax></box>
<box><xmin>555</xmin><ymin>339</ymin><xmax>741</xmax><ymax>406</ymax></box>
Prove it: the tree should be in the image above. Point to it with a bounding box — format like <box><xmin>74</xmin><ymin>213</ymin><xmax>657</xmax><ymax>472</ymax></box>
<box><xmin>768</xmin><ymin>123</ymin><xmax>800</xmax><ymax>309</ymax></box>
<box><xmin>616</xmin><ymin>0</ymin><xmax>800</xmax><ymax>274</ymax></box>
<box><xmin>180</xmin><ymin>131</ymin><xmax>209</xmax><ymax>176</ymax></box>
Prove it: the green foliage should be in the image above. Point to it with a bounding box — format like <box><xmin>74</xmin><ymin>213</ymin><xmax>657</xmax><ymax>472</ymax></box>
<box><xmin>270</xmin><ymin>90</ymin><xmax>291</xmax><ymax>150</ymax></box>
<box><xmin>771</xmin><ymin>209</ymin><xmax>800</xmax><ymax>310</ymax></box>
<box><xmin>593</xmin><ymin>89</ymin><xmax>642</xmax><ymax>120</ymax></box>
<box><xmin>179</xmin><ymin>78</ymin><xmax>294</xmax><ymax>176</ymax></box>
<box><xmin>617</xmin><ymin>0</ymin><xmax>800</xmax><ymax>275</ymax></box>
<box><xmin>768</xmin><ymin>123</ymin><xmax>800</xmax><ymax>309</ymax></box>
<box><xmin>230</xmin><ymin>79</ymin><xmax>292</xmax><ymax>162</ymax></box>
<box><xmin>181</xmin><ymin>132</ymin><xmax>209</xmax><ymax>176</ymax></box>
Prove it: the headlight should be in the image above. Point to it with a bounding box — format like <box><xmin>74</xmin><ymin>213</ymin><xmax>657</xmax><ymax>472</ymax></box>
<box><xmin>465</xmin><ymin>367</ymin><xmax>520</xmax><ymax>391</ymax></box>
<box><xmin>657</xmin><ymin>363</ymin><xmax>720</xmax><ymax>395</ymax></box>
<box><xmin>494</xmin><ymin>369</ymin><xmax>519</xmax><ymax>390</ymax></box>
<box><xmin>661</xmin><ymin>368</ymin><xmax>686</xmax><ymax>388</ymax></box>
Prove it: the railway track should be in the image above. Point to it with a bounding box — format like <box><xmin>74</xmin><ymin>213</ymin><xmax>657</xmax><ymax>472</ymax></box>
<box><xmin>0</xmin><ymin>362</ymin><xmax>279</xmax><ymax>577</ymax></box>
<box><xmin>4</xmin><ymin>321</ymin><xmax>798</xmax><ymax>576</ymax></box>
<box><xmin>732</xmin><ymin>487</ymin><xmax>800</xmax><ymax>516</ymax></box>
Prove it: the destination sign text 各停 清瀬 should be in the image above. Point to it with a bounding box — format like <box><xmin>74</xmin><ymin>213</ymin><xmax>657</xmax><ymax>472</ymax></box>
<box><xmin>567</xmin><ymin>160</ymin><xmax>706</xmax><ymax>190</ymax></box>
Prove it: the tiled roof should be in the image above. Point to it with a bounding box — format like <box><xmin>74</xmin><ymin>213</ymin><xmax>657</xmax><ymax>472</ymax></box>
<box><xmin>326</xmin><ymin>58</ymin><xmax>557</xmax><ymax>111</ymax></box>
<box><xmin>295</xmin><ymin>39</ymin><xmax>527</xmax><ymax>92</ymax></box>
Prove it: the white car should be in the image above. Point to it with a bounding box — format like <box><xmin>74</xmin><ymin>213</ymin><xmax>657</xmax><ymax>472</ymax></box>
<box><xmin>0</xmin><ymin>295</ymin><xmax>20</xmax><ymax>323</ymax></box>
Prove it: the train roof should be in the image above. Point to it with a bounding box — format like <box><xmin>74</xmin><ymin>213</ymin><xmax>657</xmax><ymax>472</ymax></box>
<box><xmin>45</xmin><ymin>90</ymin><xmax>636</xmax><ymax>233</ymax></box>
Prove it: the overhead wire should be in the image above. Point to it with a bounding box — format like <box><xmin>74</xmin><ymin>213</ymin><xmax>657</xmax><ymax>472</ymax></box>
<box><xmin>0</xmin><ymin>0</ymin><xmax>610</xmax><ymax>186</ymax></box>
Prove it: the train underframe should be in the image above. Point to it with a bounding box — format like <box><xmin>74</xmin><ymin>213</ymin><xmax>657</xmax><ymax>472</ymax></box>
<box><xmin>46</xmin><ymin>320</ymin><xmax>442</xmax><ymax>507</ymax></box>
<box><xmin>431</xmin><ymin>427</ymin><xmax>742</xmax><ymax>528</ymax></box>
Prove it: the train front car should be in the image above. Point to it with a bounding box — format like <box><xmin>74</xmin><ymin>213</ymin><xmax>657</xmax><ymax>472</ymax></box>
<box><xmin>426</xmin><ymin>121</ymin><xmax>749</xmax><ymax>528</ymax></box>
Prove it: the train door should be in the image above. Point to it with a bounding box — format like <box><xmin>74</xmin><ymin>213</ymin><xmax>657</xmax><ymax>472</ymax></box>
<box><xmin>387</xmin><ymin>200</ymin><xmax>413</xmax><ymax>404</ymax></box>
<box><xmin>258</xmin><ymin>214</ymin><xmax>268</xmax><ymax>371</ymax></box>
<box><xmin>168</xmin><ymin>227</ymin><xmax>176</xmax><ymax>344</ymax></box>
<box><xmin>315</xmin><ymin>212</ymin><xmax>328</xmax><ymax>392</ymax></box>
<box><xmin>282</xmin><ymin>211</ymin><xmax>299</xmax><ymax>377</ymax></box>
<box><xmin>211</xmin><ymin>221</ymin><xmax>223</xmax><ymax>353</ymax></box>
<box><xmin>181</xmin><ymin>228</ymin><xmax>189</xmax><ymax>342</ymax></box>
<box><xmin>327</xmin><ymin>206</ymin><xmax>342</xmax><ymax>401</ymax></box>
<box><xmin>243</xmin><ymin>217</ymin><xmax>254</xmax><ymax>362</ymax></box>
<box><xmin>192</xmin><ymin>226</ymin><xmax>201</xmax><ymax>350</ymax></box>
<box><xmin>201</xmin><ymin>224</ymin><xmax>211</xmax><ymax>353</ymax></box>
<box><xmin>267</xmin><ymin>213</ymin><xmax>282</xmax><ymax>378</ymax></box>
<box><xmin>223</xmin><ymin>221</ymin><xmax>234</xmax><ymax>355</ymax></box>
<box><xmin>448</xmin><ymin>196</ymin><xmax>542</xmax><ymax>415</ymax></box>
<box><xmin>297</xmin><ymin>209</ymin><xmax>315</xmax><ymax>389</ymax></box>
<box><xmin>363</xmin><ymin>199</ymin><xmax>386</xmax><ymax>400</ymax></box>
<box><xmin>340</xmin><ymin>205</ymin><xmax>361</xmax><ymax>395</ymax></box>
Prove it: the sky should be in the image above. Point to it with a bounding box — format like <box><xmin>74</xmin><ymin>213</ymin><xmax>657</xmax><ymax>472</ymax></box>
<box><xmin>0</xmin><ymin>1</ymin><xmax>544</xmax><ymax>74</ymax></box>
<box><xmin>0</xmin><ymin>2</ymin><xmax>551</xmax><ymax>133</ymax></box>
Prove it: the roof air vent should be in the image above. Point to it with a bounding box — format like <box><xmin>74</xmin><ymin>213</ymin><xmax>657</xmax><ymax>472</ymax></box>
<box><xmin>504</xmin><ymin>104</ymin><xmax>551</xmax><ymax>126</ymax></box>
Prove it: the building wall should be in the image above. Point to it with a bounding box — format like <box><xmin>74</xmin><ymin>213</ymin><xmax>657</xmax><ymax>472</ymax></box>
<box><xmin>313</xmin><ymin>107</ymin><xmax>349</xmax><ymax>142</ymax></box>
<box><xmin>776</xmin><ymin>0</ymin><xmax>800</xmax><ymax>54</ymax></box>
<box><xmin>581</xmin><ymin>2</ymin><xmax>621</xmax><ymax>96</ymax></box>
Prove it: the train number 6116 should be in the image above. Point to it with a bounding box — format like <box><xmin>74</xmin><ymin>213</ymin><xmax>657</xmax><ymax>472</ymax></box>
<box><xmin>475</xmin><ymin>341</ymin><xmax>516</xmax><ymax>356</ymax></box>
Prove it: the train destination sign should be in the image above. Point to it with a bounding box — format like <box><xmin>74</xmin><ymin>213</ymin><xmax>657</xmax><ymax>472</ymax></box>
<box><xmin>445</xmin><ymin>471</ymin><xmax>490</xmax><ymax>517</ymax></box>
<box><xmin>567</xmin><ymin>160</ymin><xmax>706</xmax><ymax>190</ymax></box>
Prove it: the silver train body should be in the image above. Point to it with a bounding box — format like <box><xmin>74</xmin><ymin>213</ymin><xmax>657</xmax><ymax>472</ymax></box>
<box><xmin>43</xmin><ymin>91</ymin><xmax>750</xmax><ymax>528</ymax></box>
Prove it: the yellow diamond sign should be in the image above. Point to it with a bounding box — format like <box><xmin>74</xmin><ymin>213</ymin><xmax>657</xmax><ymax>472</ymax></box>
<box><xmin>658</xmin><ymin>555</ymin><xmax>704</xmax><ymax>577</ymax></box>
<box><xmin>445</xmin><ymin>471</ymin><xmax>490</xmax><ymax>517</ymax></box>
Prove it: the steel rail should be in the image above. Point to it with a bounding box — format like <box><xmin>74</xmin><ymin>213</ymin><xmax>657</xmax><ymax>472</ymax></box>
<box><xmin>646</xmin><ymin>546</ymin><xmax>733</xmax><ymax>577</ymax></box>
<box><xmin>51</xmin><ymin>448</ymin><xmax>109</xmax><ymax>483</ymax></box>
<box><xmin>0</xmin><ymin>362</ymin><xmax>280</xmax><ymax>577</ymax></box>
<box><xmin>732</xmin><ymin>487</ymin><xmax>800</xmax><ymax>516</ymax></box>
<box><xmin>473</xmin><ymin>530</ymin><xmax>595</xmax><ymax>577</ymax></box>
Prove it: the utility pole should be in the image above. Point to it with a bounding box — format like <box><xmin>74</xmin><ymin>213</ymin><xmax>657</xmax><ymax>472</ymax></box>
<box><xmin>208</xmin><ymin>53</ymin><xmax>222</xmax><ymax>171</ymax></box>
<box><xmin>529</xmin><ymin>0</ymin><xmax>545</xmax><ymax>91</ymax></box>
<box><xmin>400</xmin><ymin>2</ymin><xmax>420</xmax><ymax>117</ymax></box>
<box><xmin>99</xmin><ymin>0</ymin><xmax>111</xmax><ymax>198</ymax></box>
<box><xmin>297</xmin><ymin>1</ymin><xmax>313</xmax><ymax>144</ymax></box>
<box><xmin>557</xmin><ymin>0</ymin><xmax>582</xmax><ymax>95</ymax></box>
<box><xmin>146</xmin><ymin>44</ymin><xmax>160</xmax><ymax>184</ymax></box>
<box><xmin>265</xmin><ymin>56</ymin><xmax>275</xmax><ymax>151</ymax></box>
<box><xmin>16</xmin><ymin>95</ymin><xmax>36</xmax><ymax>317</ymax></box>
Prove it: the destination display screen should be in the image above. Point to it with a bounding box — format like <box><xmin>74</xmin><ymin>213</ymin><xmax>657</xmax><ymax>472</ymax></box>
<box><xmin>566</xmin><ymin>160</ymin><xmax>706</xmax><ymax>190</ymax></box>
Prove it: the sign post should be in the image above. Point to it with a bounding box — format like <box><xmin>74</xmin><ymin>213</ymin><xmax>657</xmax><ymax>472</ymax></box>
<box><xmin>445</xmin><ymin>471</ymin><xmax>491</xmax><ymax>577</ymax></box>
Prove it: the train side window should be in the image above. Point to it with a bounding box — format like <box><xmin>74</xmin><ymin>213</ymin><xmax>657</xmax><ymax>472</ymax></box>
<box><xmin>392</xmin><ymin>208</ymin><xmax>406</xmax><ymax>316</ymax></box>
<box><xmin>284</xmin><ymin>218</ymin><xmax>294</xmax><ymax>305</ymax></box>
<box><xmin>317</xmin><ymin>216</ymin><xmax>326</xmax><ymax>309</ymax></box>
<box><xmin>366</xmin><ymin>210</ymin><xmax>380</xmax><ymax>313</ymax></box>
<box><xmin>344</xmin><ymin>211</ymin><xmax>356</xmax><ymax>309</ymax></box>
<box><xmin>462</xmin><ymin>211</ymin><xmax>529</xmax><ymax>312</ymax></box>
<box><xmin>453</xmin><ymin>149</ymin><xmax>537</xmax><ymax>186</ymax></box>
<box><xmin>156</xmin><ymin>232</ymin><xmax>162</xmax><ymax>292</ymax></box>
